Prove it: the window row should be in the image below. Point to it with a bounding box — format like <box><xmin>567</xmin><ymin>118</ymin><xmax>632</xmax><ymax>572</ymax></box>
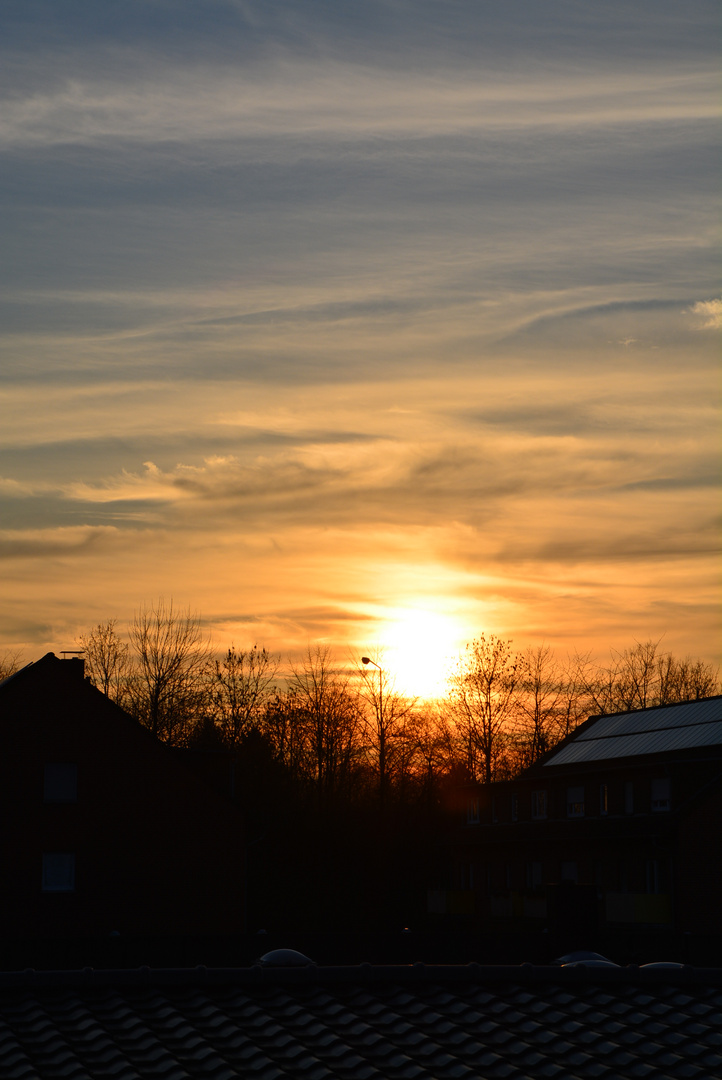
<box><xmin>454</xmin><ymin>856</ymin><xmax>670</xmax><ymax>896</ymax></box>
<box><xmin>466</xmin><ymin>777</ymin><xmax>672</xmax><ymax>824</ymax></box>
<box><xmin>560</xmin><ymin>778</ymin><xmax>671</xmax><ymax>819</ymax></box>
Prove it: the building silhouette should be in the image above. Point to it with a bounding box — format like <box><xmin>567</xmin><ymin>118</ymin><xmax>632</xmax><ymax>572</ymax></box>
<box><xmin>0</xmin><ymin>653</ymin><xmax>245</xmax><ymax>950</ymax></box>
<box><xmin>433</xmin><ymin>696</ymin><xmax>722</xmax><ymax>963</ymax></box>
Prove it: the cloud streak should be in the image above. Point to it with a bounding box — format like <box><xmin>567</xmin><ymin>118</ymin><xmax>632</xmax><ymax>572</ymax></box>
<box><xmin>2</xmin><ymin>64</ymin><xmax>717</xmax><ymax>150</ymax></box>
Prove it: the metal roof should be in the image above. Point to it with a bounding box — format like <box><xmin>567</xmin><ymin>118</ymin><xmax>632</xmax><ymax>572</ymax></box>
<box><xmin>544</xmin><ymin>696</ymin><xmax>722</xmax><ymax>766</ymax></box>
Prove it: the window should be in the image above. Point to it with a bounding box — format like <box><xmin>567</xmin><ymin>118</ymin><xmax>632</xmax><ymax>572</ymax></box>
<box><xmin>651</xmin><ymin>778</ymin><xmax>671</xmax><ymax>812</ymax></box>
<box><xmin>531</xmin><ymin>790</ymin><xmax>547</xmax><ymax>820</ymax></box>
<box><xmin>624</xmin><ymin>781</ymin><xmax>634</xmax><ymax>815</ymax></box>
<box><xmin>511</xmin><ymin>793</ymin><xmax>519</xmax><ymax>822</ymax></box>
<box><xmin>466</xmin><ymin>798</ymin><xmax>480</xmax><ymax>825</ymax></box>
<box><xmin>566</xmin><ymin>786</ymin><xmax>585</xmax><ymax>818</ymax></box>
<box><xmin>42</xmin><ymin>853</ymin><xmax>75</xmax><ymax>892</ymax></box>
<box><xmin>526</xmin><ymin>861</ymin><xmax>542</xmax><ymax>890</ymax></box>
<box><xmin>560</xmin><ymin>861</ymin><xmax>578</xmax><ymax>884</ymax></box>
<box><xmin>44</xmin><ymin>763</ymin><xmax>77</xmax><ymax>803</ymax></box>
<box><xmin>646</xmin><ymin>859</ymin><xmax>668</xmax><ymax>894</ymax></box>
<box><xmin>599</xmin><ymin>784</ymin><xmax>608</xmax><ymax>816</ymax></box>
<box><xmin>458</xmin><ymin>862</ymin><xmax>474</xmax><ymax>890</ymax></box>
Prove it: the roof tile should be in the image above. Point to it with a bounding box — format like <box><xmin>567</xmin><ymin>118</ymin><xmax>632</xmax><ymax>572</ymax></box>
<box><xmin>0</xmin><ymin>967</ymin><xmax>721</xmax><ymax>1079</ymax></box>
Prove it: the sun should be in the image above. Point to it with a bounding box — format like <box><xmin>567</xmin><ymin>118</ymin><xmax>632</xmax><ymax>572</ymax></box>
<box><xmin>376</xmin><ymin>608</ymin><xmax>463</xmax><ymax>700</ymax></box>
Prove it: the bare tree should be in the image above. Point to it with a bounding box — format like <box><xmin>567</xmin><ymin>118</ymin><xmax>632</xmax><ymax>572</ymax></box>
<box><xmin>657</xmin><ymin>653</ymin><xmax>719</xmax><ymax>703</ymax></box>
<box><xmin>610</xmin><ymin>639</ymin><xmax>660</xmax><ymax>712</ymax></box>
<box><xmin>77</xmin><ymin>620</ymin><xmax>130</xmax><ymax>705</ymax></box>
<box><xmin>129</xmin><ymin>599</ymin><xmax>212</xmax><ymax>745</ymax></box>
<box><xmin>411</xmin><ymin>704</ymin><xmax>456</xmax><ymax>803</ymax></box>
<box><xmin>555</xmin><ymin>654</ymin><xmax>595</xmax><ymax>740</ymax></box>
<box><xmin>447</xmin><ymin>634</ymin><xmax>522</xmax><ymax>784</ymax></box>
<box><xmin>515</xmin><ymin>644</ymin><xmax>566</xmax><ymax>767</ymax></box>
<box><xmin>573</xmin><ymin>639</ymin><xmax>720</xmax><ymax>717</ymax></box>
<box><xmin>0</xmin><ymin>649</ymin><xmax>23</xmax><ymax>682</ymax></box>
<box><xmin>358</xmin><ymin>653</ymin><xmax>418</xmax><ymax>804</ymax></box>
<box><xmin>287</xmin><ymin>645</ymin><xmax>362</xmax><ymax>800</ymax></box>
<box><xmin>261</xmin><ymin>690</ymin><xmax>308</xmax><ymax>779</ymax></box>
<box><xmin>213</xmin><ymin>644</ymin><xmax>278</xmax><ymax>748</ymax></box>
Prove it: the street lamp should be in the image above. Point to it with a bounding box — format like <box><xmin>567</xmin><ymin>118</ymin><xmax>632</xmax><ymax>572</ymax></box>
<box><xmin>362</xmin><ymin>656</ymin><xmax>385</xmax><ymax>802</ymax></box>
<box><xmin>361</xmin><ymin>656</ymin><xmax>383</xmax><ymax>721</ymax></box>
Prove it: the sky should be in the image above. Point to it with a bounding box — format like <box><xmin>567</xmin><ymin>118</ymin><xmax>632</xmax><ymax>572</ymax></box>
<box><xmin>1</xmin><ymin>1</ymin><xmax>720</xmax><ymax>695</ymax></box>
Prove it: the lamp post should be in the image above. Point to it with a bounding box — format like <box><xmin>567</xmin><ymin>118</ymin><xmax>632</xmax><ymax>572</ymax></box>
<box><xmin>362</xmin><ymin>656</ymin><xmax>385</xmax><ymax>803</ymax></box>
<box><xmin>361</xmin><ymin>655</ymin><xmax>383</xmax><ymax>722</ymax></box>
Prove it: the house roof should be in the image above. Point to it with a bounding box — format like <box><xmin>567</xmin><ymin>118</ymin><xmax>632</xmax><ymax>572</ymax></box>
<box><xmin>543</xmin><ymin>696</ymin><xmax>722</xmax><ymax>767</ymax></box>
<box><xmin>0</xmin><ymin>964</ymin><xmax>720</xmax><ymax>1079</ymax></box>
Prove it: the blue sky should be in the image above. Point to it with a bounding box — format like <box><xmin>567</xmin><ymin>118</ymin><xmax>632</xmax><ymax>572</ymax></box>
<box><xmin>1</xmin><ymin>1</ymin><xmax>719</xmax><ymax>685</ymax></box>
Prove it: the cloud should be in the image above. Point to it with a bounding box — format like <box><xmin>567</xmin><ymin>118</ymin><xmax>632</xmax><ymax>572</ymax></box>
<box><xmin>689</xmin><ymin>299</ymin><xmax>722</xmax><ymax>330</ymax></box>
<box><xmin>0</xmin><ymin>57</ymin><xmax>718</xmax><ymax>150</ymax></box>
<box><xmin>0</xmin><ymin>525</ymin><xmax>123</xmax><ymax>560</ymax></box>
<box><xmin>4</xmin><ymin>2</ymin><xmax>720</xmax><ymax>91</ymax></box>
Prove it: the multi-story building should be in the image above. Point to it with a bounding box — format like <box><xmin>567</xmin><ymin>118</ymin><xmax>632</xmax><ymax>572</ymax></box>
<box><xmin>431</xmin><ymin>696</ymin><xmax>722</xmax><ymax>961</ymax></box>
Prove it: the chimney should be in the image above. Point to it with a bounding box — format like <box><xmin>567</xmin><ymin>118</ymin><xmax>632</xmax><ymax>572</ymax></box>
<box><xmin>60</xmin><ymin>651</ymin><xmax>86</xmax><ymax>679</ymax></box>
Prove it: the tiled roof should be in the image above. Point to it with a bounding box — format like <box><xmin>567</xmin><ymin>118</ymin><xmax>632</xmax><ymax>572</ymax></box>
<box><xmin>544</xmin><ymin>697</ymin><xmax>722</xmax><ymax>766</ymax></box>
<box><xmin>0</xmin><ymin>965</ymin><xmax>720</xmax><ymax>1079</ymax></box>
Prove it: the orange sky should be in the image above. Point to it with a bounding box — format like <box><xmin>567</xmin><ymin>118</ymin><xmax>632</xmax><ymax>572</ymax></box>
<box><xmin>1</xmin><ymin>3</ymin><xmax>720</xmax><ymax>693</ymax></box>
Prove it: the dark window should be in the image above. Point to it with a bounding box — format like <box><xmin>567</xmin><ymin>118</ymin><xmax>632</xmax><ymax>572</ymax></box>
<box><xmin>531</xmin><ymin>790</ymin><xmax>547</xmax><ymax>820</ymax></box>
<box><xmin>511</xmin><ymin>793</ymin><xmax>519</xmax><ymax>822</ymax></box>
<box><xmin>566</xmin><ymin>786</ymin><xmax>584</xmax><ymax>818</ymax></box>
<box><xmin>624</xmin><ymin>781</ymin><xmax>634</xmax><ymax>814</ymax></box>
<box><xmin>646</xmin><ymin>859</ymin><xmax>668</xmax><ymax>894</ymax></box>
<box><xmin>526</xmin><ymin>861</ymin><xmax>542</xmax><ymax>890</ymax></box>
<box><xmin>44</xmin><ymin>764</ymin><xmax>77</xmax><ymax>803</ymax></box>
<box><xmin>599</xmin><ymin>783</ymin><xmax>608</xmax><ymax>816</ymax></box>
<box><xmin>467</xmin><ymin>798</ymin><xmax>480</xmax><ymax>824</ymax></box>
<box><xmin>460</xmin><ymin>862</ymin><xmax>474</xmax><ymax>890</ymax></box>
<box><xmin>651</xmin><ymin>778</ymin><xmax>671</xmax><ymax>812</ymax></box>
<box><xmin>42</xmin><ymin>853</ymin><xmax>75</xmax><ymax>892</ymax></box>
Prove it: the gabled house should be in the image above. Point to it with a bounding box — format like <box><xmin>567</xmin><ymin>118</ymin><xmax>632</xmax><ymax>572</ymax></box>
<box><xmin>0</xmin><ymin>653</ymin><xmax>245</xmax><ymax>945</ymax></box>
<box><xmin>434</xmin><ymin>696</ymin><xmax>722</xmax><ymax>962</ymax></box>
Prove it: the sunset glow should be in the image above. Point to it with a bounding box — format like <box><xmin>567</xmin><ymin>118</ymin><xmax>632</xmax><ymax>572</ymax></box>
<box><xmin>0</xmin><ymin>3</ymin><xmax>719</xmax><ymax>676</ymax></box>
<box><xmin>377</xmin><ymin>609</ymin><xmax>467</xmax><ymax>700</ymax></box>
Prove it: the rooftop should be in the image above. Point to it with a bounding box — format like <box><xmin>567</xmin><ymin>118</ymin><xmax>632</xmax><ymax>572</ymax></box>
<box><xmin>544</xmin><ymin>696</ymin><xmax>722</xmax><ymax>766</ymax></box>
<box><xmin>0</xmin><ymin>964</ymin><xmax>720</xmax><ymax>1079</ymax></box>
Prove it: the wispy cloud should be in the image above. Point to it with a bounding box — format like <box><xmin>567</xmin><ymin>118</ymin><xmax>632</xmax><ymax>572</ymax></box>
<box><xmin>1</xmin><ymin>65</ymin><xmax>718</xmax><ymax>150</ymax></box>
<box><xmin>0</xmin><ymin>524</ymin><xmax>122</xmax><ymax>560</ymax></box>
